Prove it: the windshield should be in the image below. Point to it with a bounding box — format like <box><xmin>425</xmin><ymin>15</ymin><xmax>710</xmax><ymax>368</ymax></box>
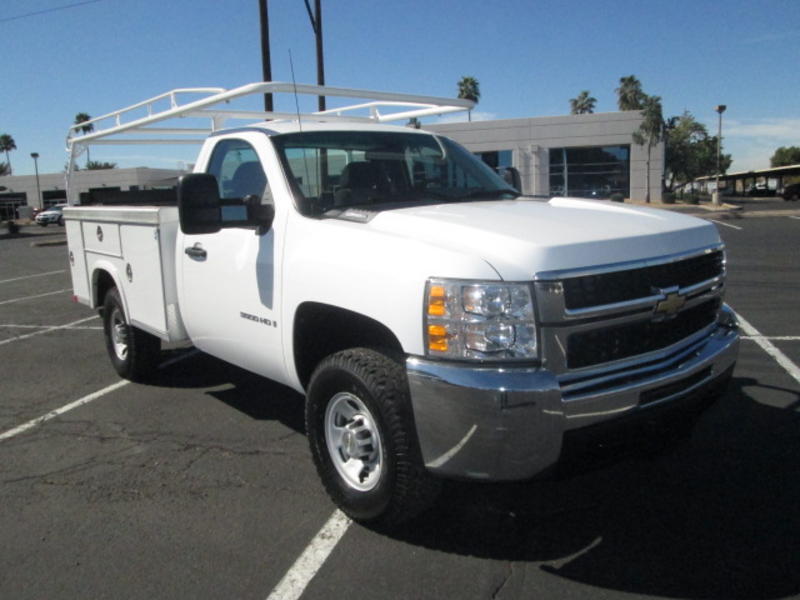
<box><xmin>271</xmin><ymin>130</ymin><xmax>518</xmax><ymax>216</ymax></box>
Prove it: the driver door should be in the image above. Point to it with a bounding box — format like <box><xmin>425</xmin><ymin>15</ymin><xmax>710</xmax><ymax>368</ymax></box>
<box><xmin>178</xmin><ymin>135</ymin><xmax>284</xmax><ymax>383</ymax></box>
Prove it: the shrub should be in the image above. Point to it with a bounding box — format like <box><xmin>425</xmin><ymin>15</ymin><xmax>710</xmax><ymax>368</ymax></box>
<box><xmin>662</xmin><ymin>192</ymin><xmax>675</xmax><ymax>204</ymax></box>
<box><xmin>610</xmin><ymin>193</ymin><xmax>624</xmax><ymax>203</ymax></box>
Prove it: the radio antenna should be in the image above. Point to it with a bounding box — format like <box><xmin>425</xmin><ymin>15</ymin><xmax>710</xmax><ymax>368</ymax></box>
<box><xmin>288</xmin><ymin>49</ymin><xmax>302</xmax><ymax>131</ymax></box>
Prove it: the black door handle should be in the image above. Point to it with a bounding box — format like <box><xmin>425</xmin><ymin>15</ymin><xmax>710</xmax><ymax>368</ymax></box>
<box><xmin>184</xmin><ymin>245</ymin><xmax>207</xmax><ymax>259</ymax></box>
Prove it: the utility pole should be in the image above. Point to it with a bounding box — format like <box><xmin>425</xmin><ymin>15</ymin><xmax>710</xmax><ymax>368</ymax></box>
<box><xmin>713</xmin><ymin>104</ymin><xmax>726</xmax><ymax>206</ymax></box>
<box><xmin>304</xmin><ymin>0</ymin><xmax>325</xmax><ymax>111</ymax></box>
<box><xmin>30</xmin><ymin>153</ymin><xmax>42</xmax><ymax>210</ymax></box>
<box><xmin>258</xmin><ymin>0</ymin><xmax>273</xmax><ymax>112</ymax></box>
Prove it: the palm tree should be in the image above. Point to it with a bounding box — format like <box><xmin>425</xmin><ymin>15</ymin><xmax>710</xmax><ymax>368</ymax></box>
<box><xmin>632</xmin><ymin>95</ymin><xmax>664</xmax><ymax>203</ymax></box>
<box><xmin>0</xmin><ymin>134</ymin><xmax>17</xmax><ymax>174</ymax></box>
<box><xmin>406</xmin><ymin>117</ymin><xmax>421</xmax><ymax>129</ymax></box>
<box><xmin>616</xmin><ymin>75</ymin><xmax>645</xmax><ymax>111</ymax></box>
<box><xmin>74</xmin><ymin>113</ymin><xmax>94</xmax><ymax>165</ymax></box>
<box><xmin>0</xmin><ymin>162</ymin><xmax>10</xmax><ymax>176</ymax></box>
<box><xmin>569</xmin><ymin>90</ymin><xmax>597</xmax><ymax>115</ymax></box>
<box><xmin>457</xmin><ymin>76</ymin><xmax>480</xmax><ymax>122</ymax></box>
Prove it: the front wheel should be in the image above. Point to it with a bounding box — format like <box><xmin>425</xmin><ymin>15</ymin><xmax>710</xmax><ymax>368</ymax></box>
<box><xmin>306</xmin><ymin>348</ymin><xmax>439</xmax><ymax>526</ymax></box>
<box><xmin>102</xmin><ymin>287</ymin><xmax>160</xmax><ymax>381</ymax></box>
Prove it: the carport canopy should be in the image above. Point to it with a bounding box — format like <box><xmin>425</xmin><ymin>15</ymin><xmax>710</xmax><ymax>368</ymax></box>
<box><xmin>695</xmin><ymin>163</ymin><xmax>800</xmax><ymax>196</ymax></box>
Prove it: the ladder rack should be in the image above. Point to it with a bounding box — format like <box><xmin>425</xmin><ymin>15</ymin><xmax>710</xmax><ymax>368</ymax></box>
<box><xmin>66</xmin><ymin>81</ymin><xmax>474</xmax><ymax>151</ymax></box>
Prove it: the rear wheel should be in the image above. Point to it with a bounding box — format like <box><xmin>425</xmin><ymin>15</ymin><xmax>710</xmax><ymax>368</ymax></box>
<box><xmin>102</xmin><ymin>287</ymin><xmax>160</xmax><ymax>381</ymax></box>
<box><xmin>306</xmin><ymin>348</ymin><xmax>439</xmax><ymax>526</ymax></box>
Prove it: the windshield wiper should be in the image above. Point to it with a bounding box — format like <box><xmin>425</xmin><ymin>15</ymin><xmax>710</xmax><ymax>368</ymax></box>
<box><xmin>455</xmin><ymin>188</ymin><xmax>520</xmax><ymax>201</ymax></box>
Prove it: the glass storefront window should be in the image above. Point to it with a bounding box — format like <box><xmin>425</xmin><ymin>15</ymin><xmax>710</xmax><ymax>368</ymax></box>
<box><xmin>549</xmin><ymin>145</ymin><xmax>630</xmax><ymax>199</ymax></box>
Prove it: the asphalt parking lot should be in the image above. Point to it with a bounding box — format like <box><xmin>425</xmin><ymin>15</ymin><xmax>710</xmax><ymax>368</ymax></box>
<box><xmin>1</xmin><ymin>209</ymin><xmax>799</xmax><ymax>600</ymax></box>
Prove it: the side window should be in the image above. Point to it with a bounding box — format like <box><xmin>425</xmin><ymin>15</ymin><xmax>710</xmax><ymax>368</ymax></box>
<box><xmin>206</xmin><ymin>138</ymin><xmax>270</xmax><ymax>223</ymax></box>
<box><xmin>206</xmin><ymin>138</ymin><xmax>269</xmax><ymax>201</ymax></box>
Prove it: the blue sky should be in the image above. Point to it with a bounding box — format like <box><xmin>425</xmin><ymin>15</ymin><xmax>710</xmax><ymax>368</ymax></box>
<box><xmin>2</xmin><ymin>0</ymin><xmax>799</xmax><ymax>176</ymax></box>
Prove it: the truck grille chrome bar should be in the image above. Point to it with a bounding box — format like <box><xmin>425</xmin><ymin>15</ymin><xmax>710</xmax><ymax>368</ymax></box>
<box><xmin>534</xmin><ymin>245</ymin><xmax>727</xmax><ymax>376</ymax></box>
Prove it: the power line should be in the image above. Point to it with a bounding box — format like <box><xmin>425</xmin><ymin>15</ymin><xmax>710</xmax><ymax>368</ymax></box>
<box><xmin>0</xmin><ymin>0</ymin><xmax>103</xmax><ymax>24</ymax></box>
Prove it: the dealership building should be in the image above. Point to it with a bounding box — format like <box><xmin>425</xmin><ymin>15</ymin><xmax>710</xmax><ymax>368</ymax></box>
<box><xmin>1</xmin><ymin>110</ymin><xmax>662</xmax><ymax>219</ymax></box>
<box><xmin>428</xmin><ymin>110</ymin><xmax>663</xmax><ymax>202</ymax></box>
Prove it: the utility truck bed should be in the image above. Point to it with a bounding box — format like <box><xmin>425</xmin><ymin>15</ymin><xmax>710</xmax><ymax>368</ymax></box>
<box><xmin>65</xmin><ymin>205</ymin><xmax>187</xmax><ymax>342</ymax></box>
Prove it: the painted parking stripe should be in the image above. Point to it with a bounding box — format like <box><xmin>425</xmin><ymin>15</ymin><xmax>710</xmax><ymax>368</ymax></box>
<box><xmin>0</xmin><ymin>288</ymin><xmax>71</xmax><ymax>305</ymax></box>
<box><xmin>0</xmin><ymin>315</ymin><xmax>100</xmax><ymax>347</ymax></box>
<box><xmin>0</xmin><ymin>380</ymin><xmax>131</xmax><ymax>442</ymax></box>
<box><xmin>790</xmin><ymin>216</ymin><xmax>800</xmax><ymax>221</ymax></box>
<box><xmin>1</xmin><ymin>323</ymin><xmax>103</xmax><ymax>331</ymax></box>
<box><xmin>742</xmin><ymin>336</ymin><xmax>800</xmax><ymax>341</ymax></box>
<box><xmin>735</xmin><ymin>310</ymin><xmax>800</xmax><ymax>386</ymax></box>
<box><xmin>0</xmin><ymin>270</ymin><xmax>66</xmax><ymax>285</ymax></box>
<box><xmin>266</xmin><ymin>510</ymin><xmax>352</xmax><ymax>600</ymax></box>
<box><xmin>0</xmin><ymin>349</ymin><xmax>198</xmax><ymax>443</ymax></box>
<box><xmin>708</xmin><ymin>219</ymin><xmax>743</xmax><ymax>230</ymax></box>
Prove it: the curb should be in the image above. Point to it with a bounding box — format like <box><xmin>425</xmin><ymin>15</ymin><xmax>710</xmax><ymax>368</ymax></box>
<box><xmin>31</xmin><ymin>237</ymin><xmax>67</xmax><ymax>247</ymax></box>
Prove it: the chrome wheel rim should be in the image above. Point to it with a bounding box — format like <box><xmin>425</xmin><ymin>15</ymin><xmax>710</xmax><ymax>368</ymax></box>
<box><xmin>110</xmin><ymin>307</ymin><xmax>129</xmax><ymax>361</ymax></box>
<box><xmin>324</xmin><ymin>392</ymin><xmax>383</xmax><ymax>491</ymax></box>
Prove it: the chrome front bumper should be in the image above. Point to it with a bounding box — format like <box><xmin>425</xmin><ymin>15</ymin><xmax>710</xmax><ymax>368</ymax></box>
<box><xmin>406</xmin><ymin>308</ymin><xmax>739</xmax><ymax>481</ymax></box>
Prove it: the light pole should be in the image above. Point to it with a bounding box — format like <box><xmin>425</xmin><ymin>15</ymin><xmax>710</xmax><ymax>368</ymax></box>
<box><xmin>30</xmin><ymin>152</ymin><xmax>42</xmax><ymax>210</ymax></box>
<box><xmin>713</xmin><ymin>105</ymin><xmax>726</xmax><ymax>205</ymax></box>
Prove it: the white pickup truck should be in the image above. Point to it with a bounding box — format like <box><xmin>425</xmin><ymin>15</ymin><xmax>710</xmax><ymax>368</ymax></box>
<box><xmin>64</xmin><ymin>83</ymin><xmax>739</xmax><ymax>525</ymax></box>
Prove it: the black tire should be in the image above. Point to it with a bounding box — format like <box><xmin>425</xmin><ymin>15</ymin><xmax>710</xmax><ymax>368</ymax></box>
<box><xmin>306</xmin><ymin>348</ymin><xmax>440</xmax><ymax>526</ymax></box>
<box><xmin>102</xmin><ymin>287</ymin><xmax>160</xmax><ymax>381</ymax></box>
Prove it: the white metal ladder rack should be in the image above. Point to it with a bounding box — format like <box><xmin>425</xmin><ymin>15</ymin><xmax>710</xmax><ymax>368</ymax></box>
<box><xmin>66</xmin><ymin>81</ymin><xmax>473</xmax><ymax>150</ymax></box>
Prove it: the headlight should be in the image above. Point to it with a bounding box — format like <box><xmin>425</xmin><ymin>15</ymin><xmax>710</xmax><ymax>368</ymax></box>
<box><xmin>424</xmin><ymin>278</ymin><xmax>537</xmax><ymax>361</ymax></box>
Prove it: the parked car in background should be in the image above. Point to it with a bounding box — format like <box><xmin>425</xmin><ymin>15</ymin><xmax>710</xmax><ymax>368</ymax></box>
<box><xmin>745</xmin><ymin>184</ymin><xmax>775</xmax><ymax>197</ymax></box>
<box><xmin>781</xmin><ymin>182</ymin><xmax>800</xmax><ymax>201</ymax></box>
<box><xmin>35</xmin><ymin>204</ymin><xmax>66</xmax><ymax>226</ymax></box>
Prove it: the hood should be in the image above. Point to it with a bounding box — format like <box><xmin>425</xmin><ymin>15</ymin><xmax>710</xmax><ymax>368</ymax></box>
<box><xmin>366</xmin><ymin>197</ymin><xmax>720</xmax><ymax>280</ymax></box>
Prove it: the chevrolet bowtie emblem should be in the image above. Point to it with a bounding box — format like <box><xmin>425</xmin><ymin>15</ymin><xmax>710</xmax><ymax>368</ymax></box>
<box><xmin>654</xmin><ymin>291</ymin><xmax>686</xmax><ymax>317</ymax></box>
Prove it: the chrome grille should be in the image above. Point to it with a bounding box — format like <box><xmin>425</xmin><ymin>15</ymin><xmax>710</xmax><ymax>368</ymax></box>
<box><xmin>562</xmin><ymin>251</ymin><xmax>724</xmax><ymax>310</ymax></box>
<box><xmin>566</xmin><ymin>298</ymin><xmax>720</xmax><ymax>369</ymax></box>
<box><xmin>534</xmin><ymin>244</ymin><xmax>726</xmax><ymax>377</ymax></box>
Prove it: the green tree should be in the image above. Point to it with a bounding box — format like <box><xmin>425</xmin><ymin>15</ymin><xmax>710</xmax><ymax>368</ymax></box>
<box><xmin>457</xmin><ymin>76</ymin><xmax>480</xmax><ymax>122</ymax></box>
<box><xmin>770</xmin><ymin>146</ymin><xmax>800</xmax><ymax>167</ymax></box>
<box><xmin>632</xmin><ymin>95</ymin><xmax>664</xmax><ymax>203</ymax></box>
<box><xmin>569</xmin><ymin>90</ymin><xmax>596</xmax><ymax>114</ymax></box>
<box><xmin>74</xmin><ymin>113</ymin><xmax>94</xmax><ymax>165</ymax></box>
<box><xmin>0</xmin><ymin>134</ymin><xmax>17</xmax><ymax>174</ymax></box>
<box><xmin>85</xmin><ymin>160</ymin><xmax>117</xmax><ymax>170</ymax></box>
<box><xmin>406</xmin><ymin>117</ymin><xmax>421</xmax><ymax>129</ymax></box>
<box><xmin>664</xmin><ymin>111</ymin><xmax>731</xmax><ymax>190</ymax></box>
<box><xmin>615</xmin><ymin>75</ymin><xmax>645</xmax><ymax>111</ymax></box>
<box><xmin>0</xmin><ymin>162</ymin><xmax>10</xmax><ymax>176</ymax></box>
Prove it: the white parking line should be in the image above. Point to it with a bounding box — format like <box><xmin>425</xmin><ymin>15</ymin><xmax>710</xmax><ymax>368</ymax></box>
<box><xmin>790</xmin><ymin>216</ymin><xmax>800</xmax><ymax>221</ymax></box>
<box><xmin>735</xmin><ymin>310</ymin><xmax>800</xmax><ymax>386</ymax></box>
<box><xmin>266</xmin><ymin>510</ymin><xmax>352</xmax><ymax>600</ymax></box>
<box><xmin>0</xmin><ymin>315</ymin><xmax>100</xmax><ymax>347</ymax></box>
<box><xmin>1</xmin><ymin>323</ymin><xmax>103</xmax><ymax>331</ymax></box>
<box><xmin>0</xmin><ymin>349</ymin><xmax>198</xmax><ymax>443</ymax></box>
<box><xmin>0</xmin><ymin>288</ymin><xmax>71</xmax><ymax>305</ymax></box>
<box><xmin>0</xmin><ymin>380</ymin><xmax>131</xmax><ymax>442</ymax></box>
<box><xmin>742</xmin><ymin>335</ymin><xmax>800</xmax><ymax>341</ymax></box>
<box><xmin>708</xmin><ymin>219</ymin><xmax>743</xmax><ymax>230</ymax></box>
<box><xmin>0</xmin><ymin>270</ymin><xmax>66</xmax><ymax>285</ymax></box>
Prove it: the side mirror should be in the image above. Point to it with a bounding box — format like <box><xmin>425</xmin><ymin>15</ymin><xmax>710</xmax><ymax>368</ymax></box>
<box><xmin>178</xmin><ymin>173</ymin><xmax>221</xmax><ymax>235</ymax></box>
<box><xmin>245</xmin><ymin>195</ymin><xmax>276</xmax><ymax>232</ymax></box>
<box><xmin>497</xmin><ymin>167</ymin><xmax>522</xmax><ymax>193</ymax></box>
